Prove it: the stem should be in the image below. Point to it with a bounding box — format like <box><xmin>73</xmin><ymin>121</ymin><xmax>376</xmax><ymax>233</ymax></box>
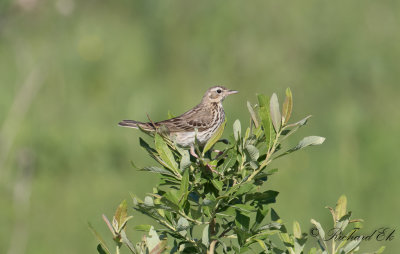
<box><xmin>178</xmin><ymin>211</ymin><xmax>207</xmax><ymax>225</ymax></box>
<box><xmin>208</xmin><ymin>240</ymin><xmax>218</xmax><ymax>254</ymax></box>
<box><xmin>246</xmin><ymin>129</ymin><xmax>282</xmax><ymax>182</ymax></box>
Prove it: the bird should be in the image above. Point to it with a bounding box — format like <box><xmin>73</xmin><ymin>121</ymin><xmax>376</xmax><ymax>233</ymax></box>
<box><xmin>118</xmin><ymin>86</ymin><xmax>238</xmax><ymax>156</ymax></box>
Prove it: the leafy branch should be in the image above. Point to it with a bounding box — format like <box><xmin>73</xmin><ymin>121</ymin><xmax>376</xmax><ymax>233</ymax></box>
<box><xmin>89</xmin><ymin>89</ymin><xmax>384</xmax><ymax>254</ymax></box>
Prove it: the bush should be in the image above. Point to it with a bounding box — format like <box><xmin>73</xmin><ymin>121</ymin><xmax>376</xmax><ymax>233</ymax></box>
<box><xmin>89</xmin><ymin>89</ymin><xmax>385</xmax><ymax>254</ymax></box>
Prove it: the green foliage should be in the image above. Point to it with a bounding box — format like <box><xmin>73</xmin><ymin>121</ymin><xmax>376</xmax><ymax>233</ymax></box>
<box><xmin>91</xmin><ymin>90</ymin><xmax>383</xmax><ymax>254</ymax></box>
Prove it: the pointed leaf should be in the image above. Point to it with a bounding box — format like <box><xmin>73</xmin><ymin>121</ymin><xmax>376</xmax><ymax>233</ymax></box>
<box><xmin>141</xmin><ymin>166</ymin><xmax>177</xmax><ymax>177</ymax></box>
<box><xmin>96</xmin><ymin>244</ymin><xmax>109</xmax><ymax>254</ymax></box>
<box><xmin>178</xmin><ymin>169</ymin><xmax>189</xmax><ymax>207</ymax></box>
<box><xmin>257</xmin><ymin>93</ymin><xmax>269</xmax><ymax>108</ymax></box>
<box><xmin>235</xmin><ymin>211</ymin><xmax>251</xmax><ymax>231</ymax></box>
<box><xmin>257</xmin><ymin>94</ymin><xmax>272</xmax><ymax>146</ymax></box>
<box><xmin>115</xmin><ymin>200</ymin><xmax>128</xmax><ymax>231</ymax></box>
<box><xmin>177</xmin><ymin>217</ymin><xmax>190</xmax><ymax>236</ymax></box>
<box><xmin>147</xmin><ymin>226</ymin><xmax>161</xmax><ymax>251</ymax></box>
<box><xmin>310</xmin><ymin>219</ymin><xmax>325</xmax><ymax>239</ymax></box>
<box><xmin>270</xmin><ymin>93</ymin><xmax>281</xmax><ymax>133</ymax></box>
<box><xmin>211</xmin><ymin>179</ymin><xmax>223</xmax><ymax>191</ymax></box>
<box><xmin>282</xmin><ymin>88</ymin><xmax>293</xmax><ymax>125</ymax></box>
<box><xmin>179</xmin><ymin>149</ymin><xmax>191</xmax><ymax>170</ymax></box>
<box><xmin>372</xmin><ymin>246</ymin><xmax>386</xmax><ymax>254</ymax></box>
<box><xmin>167</xmin><ymin>110</ymin><xmax>176</xmax><ymax>119</ymax></box>
<box><xmin>293</xmin><ymin>221</ymin><xmax>301</xmax><ymax>239</ymax></box>
<box><xmin>342</xmin><ymin>239</ymin><xmax>362</xmax><ymax>253</ymax></box>
<box><xmin>135</xmin><ymin>224</ymin><xmax>153</xmax><ymax>232</ymax></box>
<box><xmin>202</xmin><ymin>225</ymin><xmax>210</xmax><ymax>247</ymax></box>
<box><xmin>252</xmin><ymin>206</ymin><xmax>269</xmax><ymax>231</ymax></box>
<box><xmin>259</xmin><ymin>107</ymin><xmax>272</xmax><ymax>145</ymax></box>
<box><xmin>247</xmin><ymin>101</ymin><xmax>259</xmax><ymax>128</ymax></box>
<box><xmin>149</xmin><ymin>239</ymin><xmax>167</xmax><ymax>254</ymax></box>
<box><xmin>245</xmin><ymin>144</ymin><xmax>259</xmax><ymax>161</ymax></box>
<box><xmin>335</xmin><ymin>195</ymin><xmax>347</xmax><ymax>221</ymax></box>
<box><xmin>121</xmin><ymin>230</ymin><xmax>136</xmax><ymax>253</ymax></box>
<box><xmin>233</xmin><ymin>119</ymin><xmax>241</xmax><ymax>141</ymax></box>
<box><xmin>202</xmin><ymin>120</ymin><xmax>226</xmax><ymax>155</ymax></box>
<box><xmin>154</xmin><ymin>134</ymin><xmax>180</xmax><ymax>175</ymax></box>
<box><xmin>277</xmin><ymin>136</ymin><xmax>325</xmax><ymax>158</ymax></box>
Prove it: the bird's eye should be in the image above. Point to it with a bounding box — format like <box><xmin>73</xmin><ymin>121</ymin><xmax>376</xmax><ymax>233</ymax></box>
<box><xmin>216</xmin><ymin>89</ymin><xmax>222</xmax><ymax>94</ymax></box>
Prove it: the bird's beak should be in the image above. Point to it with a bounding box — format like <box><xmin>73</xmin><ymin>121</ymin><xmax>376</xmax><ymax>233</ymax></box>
<box><xmin>226</xmin><ymin>90</ymin><xmax>239</xmax><ymax>95</ymax></box>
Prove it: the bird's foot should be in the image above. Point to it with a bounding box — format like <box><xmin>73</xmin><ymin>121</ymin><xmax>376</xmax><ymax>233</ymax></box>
<box><xmin>190</xmin><ymin>146</ymin><xmax>199</xmax><ymax>159</ymax></box>
<box><xmin>206</xmin><ymin>163</ymin><xmax>220</xmax><ymax>175</ymax></box>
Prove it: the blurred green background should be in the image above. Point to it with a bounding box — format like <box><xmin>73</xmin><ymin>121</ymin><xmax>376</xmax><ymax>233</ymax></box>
<box><xmin>1</xmin><ymin>0</ymin><xmax>399</xmax><ymax>253</ymax></box>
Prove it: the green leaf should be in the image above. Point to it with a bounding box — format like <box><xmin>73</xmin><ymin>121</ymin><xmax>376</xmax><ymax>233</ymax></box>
<box><xmin>257</xmin><ymin>93</ymin><xmax>269</xmax><ymax>108</ymax></box>
<box><xmin>144</xmin><ymin>196</ymin><xmax>154</xmax><ymax>206</ymax></box>
<box><xmin>202</xmin><ymin>119</ymin><xmax>226</xmax><ymax>156</ymax></box>
<box><xmin>115</xmin><ymin>200</ymin><xmax>128</xmax><ymax>231</ymax></box>
<box><xmin>255</xmin><ymin>239</ymin><xmax>269</xmax><ymax>252</ymax></box>
<box><xmin>147</xmin><ymin>226</ymin><xmax>161</xmax><ymax>251</ymax></box>
<box><xmin>149</xmin><ymin>240</ymin><xmax>167</xmax><ymax>254</ymax></box>
<box><xmin>308</xmin><ymin>248</ymin><xmax>317</xmax><ymax>254</ymax></box>
<box><xmin>336</xmin><ymin>211</ymin><xmax>351</xmax><ymax>231</ymax></box>
<box><xmin>202</xmin><ymin>225</ymin><xmax>210</xmax><ymax>247</ymax></box>
<box><xmin>235</xmin><ymin>211</ymin><xmax>251</xmax><ymax>231</ymax></box>
<box><xmin>154</xmin><ymin>134</ymin><xmax>180</xmax><ymax>175</ymax></box>
<box><xmin>335</xmin><ymin>195</ymin><xmax>347</xmax><ymax>221</ymax></box>
<box><xmin>135</xmin><ymin>224</ymin><xmax>153</xmax><ymax>232</ymax></box>
<box><xmin>245</xmin><ymin>190</ymin><xmax>279</xmax><ymax>205</ymax></box>
<box><xmin>178</xmin><ymin>169</ymin><xmax>189</xmax><ymax>207</ymax></box>
<box><xmin>139</xmin><ymin>138</ymin><xmax>160</xmax><ymax>162</ymax></box>
<box><xmin>371</xmin><ymin>246</ymin><xmax>386</xmax><ymax>254</ymax></box>
<box><xmin>282</xmin><ymin>88</ymin><xmax>293</xmax><ymax>125</ymax></box>
<box><xmin>231</xmin><ymin>182</ymin><xmax>255</xmax><ymax>196</ymax></box>
<box><xmin>141</xmin><ymin>166</ymin><xmax>177</xmax><ymax>177</ymax></box>
<box><xmin>257</xmin><ymin>94</ymin><xmax>272</xmax><ymax>146</ymax></box>
<box><xmin>293</xmin><ymin>221</ymin><xmax>301</xmax><ymax>239</ymax></box>
<box><xmin>177</xmin><ymin>217</ymin><xmax>190</xmax><ymax>236</ymax></box>
<box><xmin>295</xmin><ymin>136</ymin><xmax>326</xmax><ymax>149</ymax></box>
<box><xmin>247</xmin><ymin>101</ymin><xmax>259</xmax><ymax>128</ymax></box>
<box><xmin>245</xmin><ymin>144</ymin><xmax>259</xmax><ymax>161</ymax></box>
<box><xmin>179</xmin><ymin>149</ymin><xmax>191</xmax><ymax>170</ymax></box>
<box><xmin>310</xmin><ymin>219</ymin><xmax>325</xmax><ymax>239</ymax></box>
<box><xmin>211</xmin><ymin>179</ymin><xmax>223</xmax><ymax>191</ymax></box>
<box><xmin>121</xmin><ymin>230</ymin><xmax>136</xmax><ymax>253</ymax></box>
<box><xmin>221</xmin><ymin>149</ymin><xmax>237</xmax><ymax>172</ymax></box>
<box><xmin>342</xmin><ymin>239</ymin><xmax>362</xmax><ymax>254</ymax></box>
<box><xmin>252</xmin><ymin>206</ymin><xmax>269</xmax><ymax>231</ymax></box>
<box><xmin>162</xmin><ymin>190</ymin><xmax>181</xmax><ymax>211</ymax></box>
<box><xmin>310</xmin><ymin>219</ymin><xmax>328</xmax><ymax>251</ymax></box>
<box><xmin>97</xmin><ymin>244</ymin><xmax>109</xmax><ymax>254</ymax></box>
<box><xmin>231</xmin><ymin>204</ymin><xmax>257</xmax><ymax>214</ymax></box>
<box><xmin>233</xmin><ymin>119</ymin><xmax>241</xmax><ymax>141</ymax></box>
<box><xmin>270</xmin><ymin>93</ymin><xmax>281</xmax><ymax>133</ymax></box>
<box><xmin>167</xmin><ymin>110</ymin><xmax>176</xmax><ymax>119</ymax></box>
<box><xmin>277</xmin><ymin>136</ymin><xmax>325</xmax><ymax>158</ymax></box>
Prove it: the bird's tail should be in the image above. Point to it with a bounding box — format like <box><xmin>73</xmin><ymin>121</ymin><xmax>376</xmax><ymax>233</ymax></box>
<box><xmin>118</xmin><ymin>120</ymin><xmax>156</xmax><ymax>131</ymax></box>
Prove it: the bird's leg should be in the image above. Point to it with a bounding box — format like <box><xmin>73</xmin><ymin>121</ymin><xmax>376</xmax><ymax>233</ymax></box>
<box><xmin>190</xmin><ymin>145</ymin><xmax>199</xmax><ymax>159</ymax></box>
<box><xmin>206</xmin><ymin>163</ymin><xmax>219</xmax><ymax>174</ymax></box>
<box><xmin>190</xmin><ymin>145</ymin><xmax>220</xmax><ymax>174</ymax></box>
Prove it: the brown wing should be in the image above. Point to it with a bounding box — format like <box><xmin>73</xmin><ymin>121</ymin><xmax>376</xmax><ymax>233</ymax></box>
<box><xmin>154</xmin><ymin>104</ymin><xmax>215</xmax><ymax>132</ymax></box>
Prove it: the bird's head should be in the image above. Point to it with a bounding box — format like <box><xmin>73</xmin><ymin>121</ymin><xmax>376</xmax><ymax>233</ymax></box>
<box><xmin>201</xmin><ymin>86</ymin><xmax>238</xmax><ymax>104</ymax></box>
